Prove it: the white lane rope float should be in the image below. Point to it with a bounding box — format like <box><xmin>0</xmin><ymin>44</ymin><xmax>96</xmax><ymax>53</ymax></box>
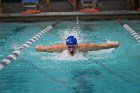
<box><xmin>118</xmin><ymin>20</ymin><xmax>140</xmax><ymax>42</ymax></box>
<box><xmin>0</xmin><ymin>21</ymin><xmax>60</xmax><ymax>70</ymax></box>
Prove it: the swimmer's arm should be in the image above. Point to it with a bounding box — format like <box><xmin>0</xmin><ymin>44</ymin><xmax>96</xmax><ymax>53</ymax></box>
<box><xmin>78</xmin><ymin>42</ymin><xmax>119</xmax><ymax>52</ymax></box>
<box><xmin>97</xmin><ymin>42</ymin><xmax>119</xmax><ymax>50</ymax></box>
<box><xmin>35</xmin><ymin>44</ymin><xmax>66</xmax><ymax>53</ymax></box>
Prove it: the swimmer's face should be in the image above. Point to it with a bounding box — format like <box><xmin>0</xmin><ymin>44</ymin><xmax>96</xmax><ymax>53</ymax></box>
<box><xmin>67</xmin><ymin>45</ymin><xmax>77</xmax><ymax>56</ymax></box>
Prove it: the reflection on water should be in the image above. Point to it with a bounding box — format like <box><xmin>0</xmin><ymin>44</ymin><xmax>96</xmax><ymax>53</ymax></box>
<box><xmin>0</xmin><ymin>26</ymin><xmax>27</xmax><ymax>46</ymax></box>
<box><xmin>81</xmin><ymin>23</ymin><xmax>95</xmax><ymax>32</ymax></box>
<box><xmin>71</xmin><ymin>69</ymin><xmax>101</xmax><ymax>93</ymax></box>
<box><xmin>0</xmin><ymin>33</ymin><xmax>13</xmax><ymax>47</ymax></box>
<box><xmin>12</xmin><ymin>26</ymin><xmax>27</xmax><ymax>34</ymax></box>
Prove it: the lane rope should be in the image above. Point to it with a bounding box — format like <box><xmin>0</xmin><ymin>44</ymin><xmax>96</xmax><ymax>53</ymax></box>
<box><xmin>118</xmin><ymin>20</ymin><xmax>140</xmax><ymax>42</ymax></box>
<box><xmin>0</xmin><ymin>21</ymin><xmax>60</xmax><ymax>70</ymax></box>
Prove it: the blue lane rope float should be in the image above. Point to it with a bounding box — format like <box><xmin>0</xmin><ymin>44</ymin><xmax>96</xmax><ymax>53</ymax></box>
<box><xmin>118</xmin><ymin>20</ymin><xmax>140</xmax><ymax>42</ymax></box>
<box><xmin>0</xmin><ymin>21</ymin><xmax>60</xmax><ymax>70</ymax></box>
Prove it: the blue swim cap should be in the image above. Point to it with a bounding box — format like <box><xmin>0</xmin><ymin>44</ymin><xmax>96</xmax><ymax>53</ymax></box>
<box><xmin>66</xmin><ymin>36</ymin><xmax>77</xmax><ymax>45</ymax></box>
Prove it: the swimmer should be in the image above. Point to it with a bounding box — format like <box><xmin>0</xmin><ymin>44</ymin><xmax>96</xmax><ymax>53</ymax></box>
<box><xmin>35</xmin><ymin>36</ymin><xmax>119</xmax><ymax>56</ymax></box>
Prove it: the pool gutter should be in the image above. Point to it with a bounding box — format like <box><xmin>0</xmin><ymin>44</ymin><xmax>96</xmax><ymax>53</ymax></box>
<box><xmin>0</xmin><ymin>11</ymin><xmax>140</xmax><ymax>22</ymax></box>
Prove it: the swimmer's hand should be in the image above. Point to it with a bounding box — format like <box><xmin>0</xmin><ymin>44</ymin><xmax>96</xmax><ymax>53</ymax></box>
<box><xmin>107</xmin><ymin>41</ymin><xmax>120</xmax><ymax>48</ymax></box>
<box><xmin>35</xmin><ymin>45</ymin><xmax>46</xmax><ymax>51</ymax></box>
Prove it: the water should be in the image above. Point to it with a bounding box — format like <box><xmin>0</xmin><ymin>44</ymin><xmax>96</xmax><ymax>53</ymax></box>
<box><xmin>0</xmin><ymin>20</ymin><xmax>140</xmax><ymax>93</ymax></box>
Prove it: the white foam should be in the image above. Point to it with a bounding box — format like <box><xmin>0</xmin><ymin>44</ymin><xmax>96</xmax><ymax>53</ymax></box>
<box><xmin>106</xmin><ymin>40</ymin><xmax>118</xmax><ymax>44</ymax></box>
<box><xmin>41</xmin><ymin>48</ymin><xmax>115</xmax><ymax>61</ymax></box>
<box><xmin>42</xmin><ymin>50</ymin><xmax>88</xmax><ymax>61</ymax></box>
<box><xmin>58</xmin><ymin>28</ymin><xmax>83</xmax><ymax>44</ymax></box>
<box><xmin>87</xmin><ymin>48</ymin><xmax>115</xmax><ymax>59</ymax></box>
<box><xmin>58</xmin><ymin>18</ymin><xmax>83</xmax><ymax>44</ymax></box>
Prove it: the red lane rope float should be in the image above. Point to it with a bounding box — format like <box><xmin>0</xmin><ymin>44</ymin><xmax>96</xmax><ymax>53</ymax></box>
<box><xmin>80</xmin><ymin>8</ymin><xmax>99</xmax><ymax>12</ymax></box>
<box><xmin>21</xmin><ymin>10</ymin><xmax>41</xmax><ymax>14</ymax></box>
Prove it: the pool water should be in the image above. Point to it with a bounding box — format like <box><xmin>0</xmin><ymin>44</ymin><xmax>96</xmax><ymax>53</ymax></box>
<box><xmin>0</xmin><ymin>20</ymin><xmax>140</xmax><ymax>93</ymax></box>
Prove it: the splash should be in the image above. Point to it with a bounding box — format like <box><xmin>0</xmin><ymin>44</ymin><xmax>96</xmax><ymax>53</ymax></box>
<box><xmin>44</xmin><ymin>50</ymin><xmax>88</xmax><ymax>61</ymax></box>
<box><xmin>41</xmin><ymin>48</ymin><xmax>115</xmax><ymax>61</ymax></box>
<box><xmin>87</xmin><ymin>48</ymin><xmax>115</xmax><ymax>59</ymax></box>
<box><xmin>106</xmin><ymin>39</ymin><xmax>118</xmax><ymax>44</ymax></box>
<box><xmin>58</xmin><ymin>17</ymin><xmax>83</xmax><ymax>44</ymax></box>
<box><xmin>41</xmin><ymin>18</ymin><xmax>116</xmax><ymax>61</ymax></box>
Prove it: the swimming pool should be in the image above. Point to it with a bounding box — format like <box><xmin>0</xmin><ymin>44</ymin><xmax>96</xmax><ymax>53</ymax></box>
<box><xmin>0</xmin><ymin>20</ymin><xmax>140</xmax><ymax>93</ymax></box>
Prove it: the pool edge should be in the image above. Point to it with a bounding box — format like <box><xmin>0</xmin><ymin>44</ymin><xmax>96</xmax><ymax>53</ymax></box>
<box><xmin>0</xmin><ymin>11</ymin><xmax>140</xmax><ymax>22</ymax></box>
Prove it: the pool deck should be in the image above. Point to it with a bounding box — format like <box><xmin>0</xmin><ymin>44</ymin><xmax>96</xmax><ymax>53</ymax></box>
<box><xmin>0</xmin><ymin>10</ymin><xmax>140</xmax><ymax>22</ymax></box>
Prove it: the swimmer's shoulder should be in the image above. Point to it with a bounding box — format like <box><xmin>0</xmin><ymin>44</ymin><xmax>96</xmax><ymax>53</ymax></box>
<box><xmin>53</xmin><ymin>43</ymin><xmax>66</xmax><ymax>49</ymax></box>
<box><xmin>78</xmin><ymin>43</ymin><xmax>96</xmax><ymax>47</ymax></box>
<box><xmin>77</xmin><ymin>43</ymin><xmax>90</xmax><ymax>51</ymax></box>
<box><xmin>54</xmin><ymin>43</ymin><xmax>66</xmax><ymax>47</ymax></box>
